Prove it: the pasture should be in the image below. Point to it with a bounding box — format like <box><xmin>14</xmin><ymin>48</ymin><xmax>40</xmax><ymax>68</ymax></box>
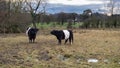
<box><xmin>0</xmin><ymin>29</ymin><xmax>120</xmax><ymax>68</ymax></box>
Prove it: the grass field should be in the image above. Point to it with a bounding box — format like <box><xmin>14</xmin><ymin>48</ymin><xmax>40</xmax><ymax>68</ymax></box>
<box><xmin>0</xmin><ymin>29</ymin><xmax>120</xmax><ymax>68</ymax></box>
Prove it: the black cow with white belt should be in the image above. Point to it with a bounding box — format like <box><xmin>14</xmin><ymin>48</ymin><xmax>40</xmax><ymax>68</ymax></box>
<box><xmin>26</xmin><ymin>27</ymin><xmax>39</xmax><ymax>43</ymax></box>
<box><xmin>51</xmin><ymin>30</ymin><xmax>73</xmax><ymax>45</ymax></box>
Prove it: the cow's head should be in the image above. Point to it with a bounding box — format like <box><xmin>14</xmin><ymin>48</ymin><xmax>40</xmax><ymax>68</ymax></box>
<box><xmin>26</xmin><ymin>27</ymin><xmax>39</xmax><ymax>34</ymax></box>
<box><xmin>51</xmin><ymin>30</ymin><xmax>58</xmax><ymax>35</ymax></box>
<box><xmin>35</xmin><ymin>28</ymin><xmax>39</xmax><ymax>32</ymax></box>
<box><xmin>32</xmin><ymin>28</ymin><xmax>39</xmax><ymax>34</ymax></box>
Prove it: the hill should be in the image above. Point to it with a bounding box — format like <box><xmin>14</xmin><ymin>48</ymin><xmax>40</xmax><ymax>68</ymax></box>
<box><xmin>45</xmin><ymin>4</ymin><xmax>103</xmax><ymax>14</ymax></box>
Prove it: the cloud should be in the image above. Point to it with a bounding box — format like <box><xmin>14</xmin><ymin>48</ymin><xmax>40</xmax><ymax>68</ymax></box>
<box><xmin>88</xmin><ymin>0</ymin><xmax>120</xmax><ymax>2</ymax></box>
<box><xmin>48</xmin><ymin>0</ymin><xmax>103</xmax><ymax>6</ymax></box>
<box><xmin>97</xmin><ymin>0</ymin><xmax>120</xmax><ymax>14</ymax></box>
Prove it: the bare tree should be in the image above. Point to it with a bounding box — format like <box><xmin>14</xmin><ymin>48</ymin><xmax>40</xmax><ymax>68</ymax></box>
<box><xmin>106</xmin><ymin>0</ymin><xmax>120</xmax><ymax>15</ymax></box>
<box><xmin>109</xmin><ymin>0</ymin><xmax>115</xmax><ymax>15</ymax></box>
<box><xmin>116</xmin><ymin>1</ymin><xmax>120</xmax><ymax>14</ymax></box>
<box><xmin>0</xmin><ymin>0</ymin><xmax>32</xmax><ymax>33</ymax></box>
<box><xmin>24</xmin><ymin>0</ymin><xmax>47</xmax><ymax>28</ymax></box>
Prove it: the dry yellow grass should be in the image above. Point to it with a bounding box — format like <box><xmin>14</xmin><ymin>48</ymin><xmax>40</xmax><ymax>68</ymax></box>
<box><xmin>0</xmin><ymin>29</ymin><xmax>120</xmax><ymax>68</ymax></box>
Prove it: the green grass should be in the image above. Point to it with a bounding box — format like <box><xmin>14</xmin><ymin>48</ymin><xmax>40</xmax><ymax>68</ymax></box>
<box><xmin>30</xmin><ymin>22</ymin><xmax>83</xmax><ymax>29</ymax></box>
<box><xmin>72</xmin><ymin>22</ymin><xmax>83</xmax><ymax>28</ymax></box>
<box><xmin>0</xmin><ymin>29</ymin><xmax>120</xmax><ymax>68</ymax></box>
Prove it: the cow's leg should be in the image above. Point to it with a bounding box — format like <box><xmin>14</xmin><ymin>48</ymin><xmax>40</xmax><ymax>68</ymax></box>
<box><xmin>33</xmin><ymin>38</ymin><xmax>35</xmax><ymax>43</ymax></box>
<box><xmin>69</xmin><ymin>38</ymin><xmax>72</xmax><ymax>45</ymax></box>
<box><xmin>58</xmin><ymin>39</ymin><xmax>61</xmax><ymax>45</ymax></box>
<box><xmin>31</xmin><ymin>39</ymin><xmax>33</xmax><ymax>43</ymax></box>
<box><xmin>29</xmin><ymin>40</ymin><xmax>31</xmax><ymax>43</ymax></box>
<box><xmin>33</xmin><ymin>35</ymin><xmax>36</xmax><ymax>43</ymax></box>
<box><xmin>64</xmin><ymin>39</ymin><xmax>68</xmax><ymax>44</ymax></box>
<box><xmin>29</xmin><ymin>37</ymin><xmax>32</xmax><ymax>43</ymax></box>
<box><xmin>69</xmin><ymin>31</ymin><xmax>73</xmax><ymax>45</ymax></box>
<box><xmin>29</xmin><ymin>39</ymin><xmax>32</xmax><ymax>43</ymax></box>
<box><xmin>57</xmin><ymin>37</ymin><xmax>62</xmax><ymax>45</ymax></box>
<box><xmin>33</xmin><ymin>39</ymin><xmax>34</xmax><ymax>43</ymax></box>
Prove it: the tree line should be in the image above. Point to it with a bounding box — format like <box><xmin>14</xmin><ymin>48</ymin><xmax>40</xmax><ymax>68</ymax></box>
<box><xmin>0</xmin><ymin>0</ymin><xmax>120</xmax><ymax>33</ymax></box>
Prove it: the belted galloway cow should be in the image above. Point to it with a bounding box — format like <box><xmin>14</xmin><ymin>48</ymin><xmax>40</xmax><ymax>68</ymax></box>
<box><xmin>51</xmin><ymin>30</ymin><xmax>73</xmax><ymax>45</ymax></box>
<box><xmin>26</xmin><ymin>27</ymin><xmax>39</xmax><ymax>43</ymax></box>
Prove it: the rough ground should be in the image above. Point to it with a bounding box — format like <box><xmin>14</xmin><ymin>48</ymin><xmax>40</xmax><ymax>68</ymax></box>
<box><xmin>0</xmin><ymin>29</ymin><xmax>120</xmax><ymax>68</ymax></box>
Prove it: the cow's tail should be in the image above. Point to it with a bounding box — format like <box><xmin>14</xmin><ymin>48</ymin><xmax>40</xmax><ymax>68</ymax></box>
<box><xmin>70</xmin><ymin>30</ymin><xmax>73</xmax><ymax>44</ymax></box>
<box><xmin>71</xmin><ymin>31</ymin><xmax>74</xmax><ymax>43</ymax></box>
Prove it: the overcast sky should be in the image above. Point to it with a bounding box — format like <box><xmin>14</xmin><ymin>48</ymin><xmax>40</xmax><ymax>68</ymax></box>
<box><xmin>46</xmin><ymin>0</ymin><xmax>120</xmax><ymax>14</ymax></box>
<box><xmin>48</xmin><ymin>0</ymin><xmax>104</xmax><ymax>5</ymax></box>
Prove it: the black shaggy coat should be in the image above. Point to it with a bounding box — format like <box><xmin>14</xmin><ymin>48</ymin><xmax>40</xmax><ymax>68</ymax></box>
<box><xmin>26</xmin><ymin>27</ymin><xmax>39</xmax><ymax>43</ymax></box>
<box><xmin>51</xmin><ymin>30</ymin><xmax>73</xmax><ymax>45</ymax></box>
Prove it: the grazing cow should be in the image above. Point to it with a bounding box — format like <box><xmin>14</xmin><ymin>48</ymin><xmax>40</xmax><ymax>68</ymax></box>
<box><xmin>51</xmin><ymin>30</ymin><xmax>73</xmax><ymax>45</ymax></box>
<box><xmin>26</xmin><ymin>27</ymin><xmax>39</xmax><ymax>43</ymax></box>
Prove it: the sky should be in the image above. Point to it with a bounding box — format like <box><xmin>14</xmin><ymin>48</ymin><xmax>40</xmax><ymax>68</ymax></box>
<box><xmin>48</xmin><ymin>0</ymin><xmax>104</xmax><ymax>6</ymax></box>
<box><xmin>46</xmin><ymin>0</ymin><xmax>120</xmax><ymax>14</ymax></box>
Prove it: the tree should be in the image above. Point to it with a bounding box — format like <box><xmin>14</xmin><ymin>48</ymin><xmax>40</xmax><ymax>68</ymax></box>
<box><xmin>0</xmin><ymin>0</ymin><xmax>8</xmax><ymax>33</ymax></box>
<box><xmin>24</xmin><ymin>0</ymin><xmax>47</xmax><ymax>28</ymax></box>
<box><xmin>57</xmin><ymin>12</ymin><xmax>67</xmax><ymax>25</ymax></box>
<box><xmin>82</xmin><ymin>9</ymin><xmax>92</xmax><ymax>20</ymax></box>
<box><xmin>83</xmin><ymin>9</ymin><xmax>92</xmax><ymax>16</ymax></box>
<box><xmin>106</xmin><ymin>0</ymin><xmax>120</xmax><ymax>15</ymax></box>
<box><xmin>81</xmin><ymin>9</ymin><xmax>92</xmax><ymax>28</ymax></box>
<box><xmin>68</xmin><ymin>13</ymin><xmax>78</xmax><ymax>24</ymax></box>
<box><xmin>107</xmin><ymin>0</ymin><xmax>115</xmax><ymax>16</ymax></box>
<box><xmin>0</xmin><ymin>0</ymin><xmax>33</xmax><ymax>33</ymax></box>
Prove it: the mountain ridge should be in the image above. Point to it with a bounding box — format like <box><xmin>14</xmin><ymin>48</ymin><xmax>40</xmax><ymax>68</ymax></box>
<box><xmin>45</xmin><ymin>3</ymin><xmax>103</xmax><ymax>14</ymax></box>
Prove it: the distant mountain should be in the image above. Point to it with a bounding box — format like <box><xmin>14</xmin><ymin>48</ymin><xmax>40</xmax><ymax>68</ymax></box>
<box><xmin>45</xmin><ymin>4</ymin><xmax>103</xmax><ymax>14</ymax></box>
